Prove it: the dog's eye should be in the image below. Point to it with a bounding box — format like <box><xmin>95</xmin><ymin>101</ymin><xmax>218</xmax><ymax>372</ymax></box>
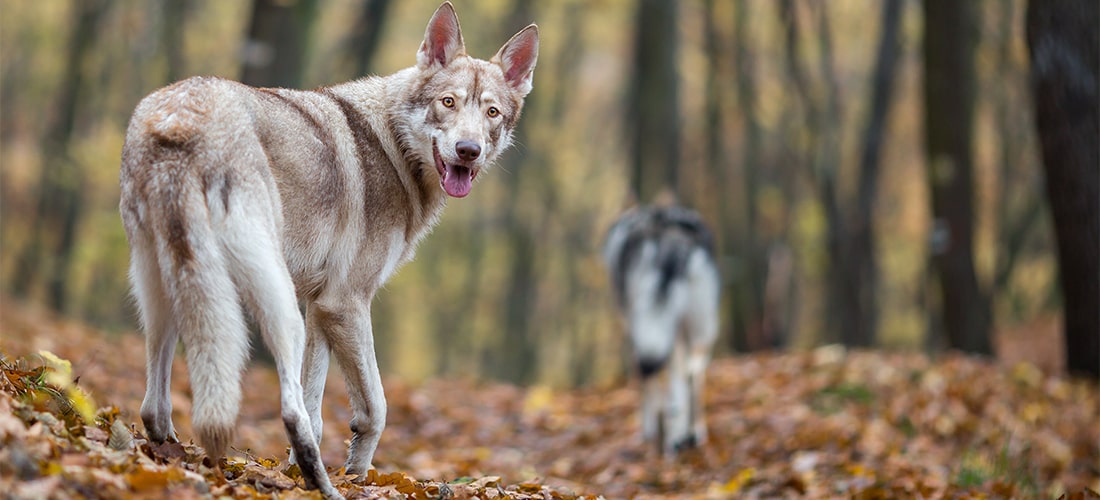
<box><xmin>441</xmin><ymin>96</ymin><xmax>455</xmax><ymax>108</ymax></box>
<box><xmin>487</xmin><ymin>107</ymin><xmax>500</xmax><ymax>118</ymax></box>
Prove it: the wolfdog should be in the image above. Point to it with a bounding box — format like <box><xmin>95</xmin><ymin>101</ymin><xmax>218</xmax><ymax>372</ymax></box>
<box><xmin>119</xmin><ymin>3</ymin><xmax>537</xmax><ymax>495</ymax></box>
<box><xmin>603</xmin><ymin>204</ymin><xmax>720</xmax><ymax>455</ymax></box>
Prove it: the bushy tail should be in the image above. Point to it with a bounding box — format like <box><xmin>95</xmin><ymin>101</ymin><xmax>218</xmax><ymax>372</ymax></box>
<box><xmin>151</xmin><ymin>188</ymin><xmax>249</xmax><ymax>461</ymax></box>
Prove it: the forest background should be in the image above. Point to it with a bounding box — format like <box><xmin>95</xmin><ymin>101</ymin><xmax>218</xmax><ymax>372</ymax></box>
<box><xmin>1</xmin><ymin>0</ymin><xmax>1096</xmax><ymax>387</ymax></box>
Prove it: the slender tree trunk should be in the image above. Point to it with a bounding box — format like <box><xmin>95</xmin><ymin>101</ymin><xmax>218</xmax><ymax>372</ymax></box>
<box><xmin>11</xmin><ymin>0</ymin><xmax>109</xmax><ymax>311</ymax></box>
<box><xmin>923</xmin><ymin>0</ymin><xmax>992</xmax><ymax>355</ymax></box>
<box><xmin>1026</xmin><ymin>0</ymin><xmax>1099</xmax><ymax>378</ymax></box>
<box><xmin>240</xmin><ymin>0</ymin><xmax>318</xmax><ymax>88</ymax></box>
<box><xmin>992</xmin><ymin>1</ymin><xmax>1044</xmax><ymax>295</ymax></box>
<box><xmin>628</xmin><ymin>0</ymin><xmax>680</xmax><ymax>202</ymax></box>
<box><xmin>346</xmin><ymin>0</ymin><xmax>393</xmax><ymax>77</ymax></box>
<box><xmin>729</xmin><ymin>0</ymin><xmax>766</xmax><ymax>352</ymax></box>
<box><xmin>842</xmin><ymin>0</ymin><xmax>903</xmax><ymax>347</ymax></box>
<box><xmin>782</xmin><ymin>0</ymin><xmax>854</xmax><ymax>346</ymax></box>
<box><xmin>161</xmin><ymin>0</ymin><xmax>191</xmax><ymax>83</ymax></box>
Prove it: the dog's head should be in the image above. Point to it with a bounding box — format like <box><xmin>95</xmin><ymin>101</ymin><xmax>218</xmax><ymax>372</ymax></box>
<box><xmin>403</xmin><ymin>2</ymin><xmax>538</xmax><ymax>198</ymax></box>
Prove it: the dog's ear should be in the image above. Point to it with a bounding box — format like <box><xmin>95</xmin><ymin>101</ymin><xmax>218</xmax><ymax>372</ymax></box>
<box><xmin>417</xmin><ymin>2</ymin><xmax>466</xmax><ymax>70</ymax></box>
<box><xmin>492</xmin><ymin>24</ymin><xmax>539</xmax><ymax>95</ymax></box>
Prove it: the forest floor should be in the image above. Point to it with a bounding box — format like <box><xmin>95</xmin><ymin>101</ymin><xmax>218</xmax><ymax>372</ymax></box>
<box><xmin>1</xmin><ymin>299</ymin><xmax>1098</xmax><ymax>499</ymax></box>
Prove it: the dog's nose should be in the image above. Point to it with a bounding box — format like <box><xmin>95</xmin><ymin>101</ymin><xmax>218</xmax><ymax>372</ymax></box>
<box><xmin>455</xmin><ymin>140</ymin><xmax>481</xmax><ymax>161</ymax></box>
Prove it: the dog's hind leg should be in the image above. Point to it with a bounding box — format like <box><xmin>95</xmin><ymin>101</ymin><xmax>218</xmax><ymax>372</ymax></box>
<box><xmin>131</xmin><ymin>232</ymin><xmax>179</xmax><ymax>444</ymax></box>
<box><xmin>228</xmin><ymin>236</ymin><xmax>340</xmax><ymax>498</ymax></box>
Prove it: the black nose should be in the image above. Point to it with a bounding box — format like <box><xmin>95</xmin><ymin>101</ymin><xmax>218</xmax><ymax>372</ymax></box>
<box><xmin>455</xmin><ymin>140</ymin><xmax>481</xmax><ymax>161</ymax></box>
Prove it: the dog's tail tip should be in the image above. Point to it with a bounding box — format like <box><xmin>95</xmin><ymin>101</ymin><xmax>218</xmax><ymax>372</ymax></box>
<box><xmin>195</xmin><ymin>421</ymin><xmax>236</xmax><ymax>462</ymax></box>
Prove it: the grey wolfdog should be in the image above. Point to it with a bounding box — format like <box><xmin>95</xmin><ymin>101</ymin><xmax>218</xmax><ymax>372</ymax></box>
<box><xmin>119</xmin><ymin>3</ymin><xmax>537</xmax><ymax>496</ymax></box>
<box><xmin>603</xmin><ymin>205</ymin><xmax>720</xmax><ymax>456</ymax></box>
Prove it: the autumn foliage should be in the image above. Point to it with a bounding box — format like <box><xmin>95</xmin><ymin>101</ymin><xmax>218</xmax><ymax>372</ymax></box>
<box><xmin>1</xmin><ymin>300</ymin><xmax>1098</xmax><ymax>499</ymax></box>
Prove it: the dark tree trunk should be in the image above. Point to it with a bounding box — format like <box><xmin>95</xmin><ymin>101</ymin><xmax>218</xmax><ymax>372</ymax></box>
<box><xmin>922</xmin><ymin>0</ymin><xmax>992</xmax><ymax>355</ymax></box>
<box><xmin>346</xmin><ymin>0</ymin><xmax>393</xmax><ymax>77</ymax></box>
<box><xmin>240</xmin><ymin>0</ymin><xmax>318</xmax><ymax>88</ymax></box>
<box><xmin>841</xmin><ymin>0</ymin><xmax>903</xmax><ymax>347</ymax></box>
<box><xmin>160</xmin><ymin>0</ymin><xmax>191</xmax><ymax>83</ymax></box>
<box><xmin>11</xmin><ymin>0</ymin><xmax>109</xmax><ymax>311</ymax></box>
<box><xmin>1026</xmin><ymin>0</ymin><xmax>1099</xmax><ymax>378</ymax></box>
<box><xmin>627</xmin><ymin>0</ymin><xmax>680</xmax><ymax>203</ymax></box>
<box><xmin>729</xmin><ymin>0</ymin><xmax>766</xmax><ymax>352</ymax></box>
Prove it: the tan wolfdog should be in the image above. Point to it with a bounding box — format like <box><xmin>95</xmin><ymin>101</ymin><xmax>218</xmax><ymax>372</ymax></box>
<box><xmin>119</xmin><ymin>3</ymin><xmax>537</xmax><ymax>496</ymax></box>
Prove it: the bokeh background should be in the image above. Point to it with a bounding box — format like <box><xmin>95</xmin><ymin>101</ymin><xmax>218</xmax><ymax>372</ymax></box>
<box><xmin>2</xmin><ymin>0</ymin><xmax>1095</xmax><ymax>387</ymax></box>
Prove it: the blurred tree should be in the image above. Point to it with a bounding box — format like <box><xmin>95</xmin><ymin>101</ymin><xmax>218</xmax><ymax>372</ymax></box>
<box><xmin>11</xmin><ymin>0</ymin><xmax>111</xmax><ymax>312</ymax></box>
<box><xmin>840</xmin><ymin>0</ymin><xmax>903</xmax><ymax>347</ymax></box>
<box><xmin>490</xmin><ymin>0</ymin><xmax>539</xmax><ymax>385</ymax></box>
<box><xmin>991</xmin><ymin>1</ymin><xmax>1046</xmax><ymax>298</ymax></box>
<box><xmin>345</xmin><ymin>0</ymin><xmax>393</xmax><ymax>77</ymax></box>
<box><xmin>781</xmin><ymin>1</ymin><xmax>854</xmax><ymax>346</ymax></box>
<box><xmin>627</xmin><ymin>0</ymin><xmax>680</xmax><ymax>203</ymax></box>
<box><xmin>1026</xmin><ymin>0</ymin><xmax>1099</xmax><ymax>378</ymax></box>
<box><xmin>161</xmin><ymin>0</ymin><xmax>192</xmax><ymax>83</ymax></box>
<box><xmin>726</xmin><ymin>0</ymin><xmax>769</xmax><ymax>352</ymax></box>
<box><xmin>923</xmin><ymin>0</ymin><xmax>992</xmax><ymax>355</ymax></box>
<box><xmin>240</xmin><ymin>0</ymin><xmax>318</xmax><ymax>88</ymax></box>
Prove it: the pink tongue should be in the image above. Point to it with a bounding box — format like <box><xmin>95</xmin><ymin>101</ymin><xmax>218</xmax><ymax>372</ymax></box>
<box><xmin>443</xmin><ymin>165</ymin><xmax>472</xmax><ymax>197</ymax></box>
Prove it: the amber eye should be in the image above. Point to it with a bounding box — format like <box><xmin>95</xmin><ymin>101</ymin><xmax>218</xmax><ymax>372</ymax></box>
<box><xmin>441</xmin><ymin>96</ymin><xmax>455</xmax><ymax>108</ymax></box>
<box><xmin>487</xmin><ymin>107</ymin><xmax>500</xmax><ymax>118</ymax></box>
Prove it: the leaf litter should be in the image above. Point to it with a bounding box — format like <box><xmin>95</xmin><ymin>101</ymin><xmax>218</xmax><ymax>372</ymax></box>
<box><xmin>1</xmin><ymin>301</ymin><xmax>1098</xmax><ymax>499</ymax></box>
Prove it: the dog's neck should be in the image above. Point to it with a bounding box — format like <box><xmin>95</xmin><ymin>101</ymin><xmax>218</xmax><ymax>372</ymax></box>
<box><xmin>327</xmin><ymin>72</ymin><xmax>448</xmax><ymax>248</ymax></box>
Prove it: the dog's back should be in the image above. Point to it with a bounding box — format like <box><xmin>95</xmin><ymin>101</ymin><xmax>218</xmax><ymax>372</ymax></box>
<box><xmin>604</xmin><ymin>206</ymin><xmax>718</xmax><ymax>369</ymax></box>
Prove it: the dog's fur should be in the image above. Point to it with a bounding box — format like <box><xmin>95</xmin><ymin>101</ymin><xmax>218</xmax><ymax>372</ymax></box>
<box><xmin>603</xmin><ymin>205</ymin><xmax>720</xmax><ymax>455</ymax></box>
<box><xmin>119</xmin><ymin>3</ymin><xmax>536</xmax><ymax>495</ymax></box>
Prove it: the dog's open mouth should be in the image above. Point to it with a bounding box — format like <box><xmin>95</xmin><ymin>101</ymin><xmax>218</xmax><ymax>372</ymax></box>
<box><xmin>433</xmin><ymin>140</ymin><xmax>478</xmax><ymax>198</ymax></box>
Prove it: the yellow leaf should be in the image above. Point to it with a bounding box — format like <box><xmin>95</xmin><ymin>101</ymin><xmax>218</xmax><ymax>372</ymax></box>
<box><xmin>37</xmin><ymin>351</ymin><xmax>97</xmax><ymax>424</ymax></box>
<box><xmin>1011</xmin><ymin>362</ymin><xmax>1042</xmax><ymax>388</ymax></box>
<box><xmin>38</xmin><ymin>351</ymin><xmax>72</xmax><ymax>375</ymax></box>
<box><xmin>721</xmin><ymin>468</ymin><xmax>756</xmax><ymax>493</ymax></box>
<box><xmin>41</xmin><ymin>462</ymin><xmax>64</xmax><ymax>476</ymax></box>
<box><xmin>126</xmin><ymin>467</ymin><xmax>185</xmax><ymax>491</ymax></box>
<box><xmin>523</xmin><ymin>386</ymin><xmax>554</xmax><ymax>416</ymax></box>
<box><xmin>67</xmin><ymin>386</ymin><xmax>97</xmax><ymax>425</ymax></box>
<box><xmin>38</xmin><ymin>351</ymin><xmax>73</xmax><ymax>388</ymax></box>
<box><xmin>847</xmin><ymin>464</ymin><xmax>874</xmax><ymax>478</ymax></box>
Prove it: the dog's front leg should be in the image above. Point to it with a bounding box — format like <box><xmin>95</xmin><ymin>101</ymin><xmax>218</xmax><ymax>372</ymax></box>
<box><xmin>314</xmin><ymin>300</ymin><xmax>386</xmax><ymax>476</ymax></box>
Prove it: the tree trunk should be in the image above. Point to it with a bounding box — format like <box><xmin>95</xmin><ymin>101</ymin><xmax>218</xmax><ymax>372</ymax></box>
<box><xmin>842</xmin><ymin>0</ymin><xmax>903</xmax><ymax>347</ymax></box>
<box><xmin>922</xmin><ymin>0</ymin><xmax>992</xmax><ymax>355</ymax></box>
<box><xmin>240</xmin><ymin>0</ymin><xmax>318</xmax><ymax>88</ymax></box>
<box><xmin>11</xmin><ymin>0</ymin><xmax>109</xmax><ymax>312</ymax></box>
<box><xmin>160</xmin><ymin>0</ymin><xmax>191</xmax><ymax>83</ymax></box>
<box><xmin>346</xmin><ymin>0</ymin><xmax>393</xmax><ymax>77</ymax></box>
<box><xmin>628</xmin><ymin>0</ymin><xmax>680</xmax><ymax>203</ymax></box>
<box><xmin>1026</xmin><ymin>0</ymin><xmax>1099</xmax><ymax>378</ymax></box>
<box><xmin>729</xmin><ymin>0</ymin><xmax>766</xmax><ymax>352</ymax></box>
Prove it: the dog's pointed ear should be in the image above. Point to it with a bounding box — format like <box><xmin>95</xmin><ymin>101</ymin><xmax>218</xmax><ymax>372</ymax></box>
<box><xmin>417</xmin><ymin>2</ymin><xmax>466</xmax><ymax>70</ymax></box>
<box><xmin>492</xmin><ymin>24</ymin><xmax>539</xmax><ymax>95</ymax></box>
